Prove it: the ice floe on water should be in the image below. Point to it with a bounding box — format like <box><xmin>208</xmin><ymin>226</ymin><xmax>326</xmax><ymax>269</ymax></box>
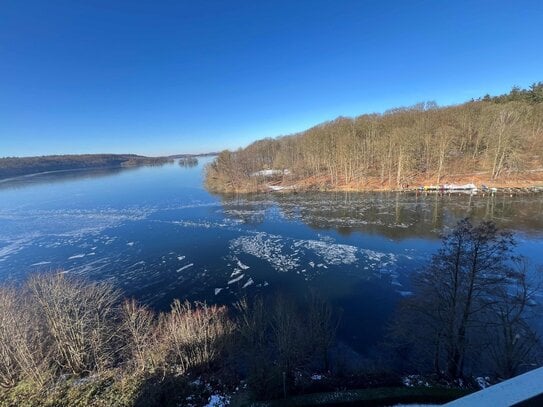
<box><xmin>229</xmin><ymin>231</ymin><xmax>396</xmax><ymax>275</ymax></box>
<box><xmin>0</xmin><ymin>189</ymin><xmax>418</xmax><ymax>305</ymax></box>
<box><xmin>170</xmin><ymin>218</ymin><xmax>243</xmax><ymax>230</ymax></box>
<box><xmin>226</xmin><ymin>231</ymin><xmax>403</xmax><ymax>292</ymax></box>
<box><xmin>236</xmin><ymin>259</ymin><xmax>249</xmax><ymax>270</ymax></box>
<box><xmin>68</xmin><ymin>253</ymin><xmax>86</xmax><ymax>259</ymax></box>
<box><xmin>30</xmin><ymin>261</ymin><xmax>52</xmax><ymax>266</ymax></box>
<box><xmin>63</xmin><ymin>257</ymin><xmax>112</xmax><ymax>276</ymax></box>
<box><xmin>228</xmin><ymin>274</ymin><xmax>244</xmax><ymax>285</ymax></box>
<box><xmin>0</xmin><ymin>236</ymin><xmax>37</xmax><ymax>261</ymax></box>
<box><xmin>294</xmin><ymin>239</ymin><xmax>358</xmax><ymax>265</ymax></box>
<box><xmin>360</xmin><ymin>249</ymin><xmax>397</xmax><ymax>267</ymax></box>
<box><xmin>0</xmin><ymin>207</ymin><xmax>155</xmax><ymax>241</ymax></box>
<box><xmin>230</xmin><ymin>233</ymin><xmax>300</xmax><ymax>272</ymax></box>
<box><xmin>177</xmin><ymin>263</ymin><xmax>194</xmax><ymax>272</ymax></box>
<box><xmin>242</xmin><ymin>278</ymin><xmax>254</xmax><ymax>288</ymax></box>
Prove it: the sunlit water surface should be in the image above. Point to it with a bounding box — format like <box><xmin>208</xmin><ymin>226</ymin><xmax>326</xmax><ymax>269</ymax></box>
<box><xmin>1</xmin><ymin>158</ymin><xmax>542</xmax><ymax>354</ymax></box>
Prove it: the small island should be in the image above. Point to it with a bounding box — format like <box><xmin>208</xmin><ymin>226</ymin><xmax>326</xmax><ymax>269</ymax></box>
<box><xmin>178</xmin><ymin>156</ymin><xmax>199</xmax><ymax>167</ymax></box>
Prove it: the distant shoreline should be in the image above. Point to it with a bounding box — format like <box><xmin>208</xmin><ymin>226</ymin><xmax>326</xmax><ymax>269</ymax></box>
<box><xmin>0</xmin><ymin>165</ymin><xmax>130</xmax><ymax>184</ymax></box>
<box><xmin>0</xmin><ymin>153</ymin><xmax>214</xmax><ymax>181</ymax></box>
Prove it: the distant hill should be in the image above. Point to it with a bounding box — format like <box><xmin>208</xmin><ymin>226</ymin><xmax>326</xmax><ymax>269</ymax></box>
<box><xmin>205</xmin><ymin>83</ymin><xmax>543</xmax><ymax>193</ymax></box>
<box><xmin>0</xmin><ymin>154</ymin><xmax>174</xmax><ymax>180</ymax></box>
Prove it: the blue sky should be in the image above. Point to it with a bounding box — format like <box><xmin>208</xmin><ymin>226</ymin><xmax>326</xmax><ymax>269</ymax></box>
<box><xmin>1</xmin><ymin>0</ymin><xmax>542</xmax><ymax>157</ymax></box>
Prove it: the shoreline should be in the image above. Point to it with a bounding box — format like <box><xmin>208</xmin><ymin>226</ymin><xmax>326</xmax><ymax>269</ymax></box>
<box><xmin>208</xmin><ymin>177</ymin><xmax>543</xmax><ymax>195</ymax></box>
<box><xmin>0</xmin><ymin>160</ymin><xmax>180</xmax><ymax>184</ymax></box>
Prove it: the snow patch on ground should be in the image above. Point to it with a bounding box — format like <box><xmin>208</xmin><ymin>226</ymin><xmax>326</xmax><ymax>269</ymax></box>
<box><xmin>476</xmin><ymin>376</ymin><xmax>491</xmax><ymax>389</ymax></box>
<box><xmin>402</xmin><ymin>375</ymin><xmax>430</xmax><ymax>387</ymax></box>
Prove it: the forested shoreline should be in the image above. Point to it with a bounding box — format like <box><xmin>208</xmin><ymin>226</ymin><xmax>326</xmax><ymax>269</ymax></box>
<box><xmin>205</xmin><ymin>84</ymin><xmax>543</xmax><ymax>193</ymax></box>
<box><xmin>0</xmin><ymin>154</ymin><xmax>174</xmax><ymax>180</ymax></box>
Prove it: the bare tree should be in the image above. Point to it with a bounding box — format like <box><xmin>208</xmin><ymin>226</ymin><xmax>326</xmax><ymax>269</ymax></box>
<box><xmin>396</xmin><ymin>219</ymin><xmax>525</xmax><ymax>379</ymax></box>
<box><xmin>484</xmin><ymin>262</ymin><xmax>542</xmax><ymax>378</ymax></box>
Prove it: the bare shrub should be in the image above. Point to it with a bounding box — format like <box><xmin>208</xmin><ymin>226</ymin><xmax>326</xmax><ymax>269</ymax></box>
<box><xmin>121</xmin><ymin>298</ymin><xmax>159</xmax><ymax>372</ymax></box>
<box><xmin>27</xmin><ymin>272</ymin><xmax>121</xmax><ymax>375</ymax></box>
<box><xmin>0</xmin><ymin>286</ymin><xmax>51</xmax><ymax>388</ymax></box>
<box><xmin>160</xmin><ymin>299</ymin><xmax>234</xmax><ymax>374</ymax></box>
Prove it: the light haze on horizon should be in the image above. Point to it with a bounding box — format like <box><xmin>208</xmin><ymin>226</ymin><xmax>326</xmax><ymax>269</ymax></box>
<box><xmin>1</xmin><ymin>0</ymin><xmax>543</xmax><ymax>157</ymax></box>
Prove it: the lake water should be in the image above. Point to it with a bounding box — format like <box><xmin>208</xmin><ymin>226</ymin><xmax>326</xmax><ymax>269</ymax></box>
<box><xmin>1</xmin><ymin>158</ymin><xmax>542</xmax><ymax>354</ymax></box>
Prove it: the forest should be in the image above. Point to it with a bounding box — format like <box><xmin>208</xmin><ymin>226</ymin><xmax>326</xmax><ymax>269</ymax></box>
<box><xmin>0</xmin><ymin>154</ymin><xmax>173</xmax><ymax>180</ymax></box>
<box><xmin>0</xmin><ymin>220</ymin><xmax>540</xmax><ymax>406</ymax></box>
<box><xmin>205</xmin><ymin>83</ymin><xmax>543</xmax><ymax>193</ymax></box>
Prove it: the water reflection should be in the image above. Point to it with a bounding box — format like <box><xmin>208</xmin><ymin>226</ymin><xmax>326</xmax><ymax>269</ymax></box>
<box><xmin>215</xmin><ymin>191</ymin><xmax>543</xmax><ymax>239</ymax></box>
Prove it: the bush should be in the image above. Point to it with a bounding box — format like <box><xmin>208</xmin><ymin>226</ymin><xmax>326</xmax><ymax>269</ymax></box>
<box><xmin>159</xmin><ymin>300</ymin><xmax>234</xmax><ymax>374</ymax></box>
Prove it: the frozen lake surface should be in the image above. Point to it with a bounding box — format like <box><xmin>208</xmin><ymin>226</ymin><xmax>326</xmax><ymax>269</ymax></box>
<box><xmin>1</xmin><ymin>157</ymin><xmax>542</xmax><ymax>353</ymax></box>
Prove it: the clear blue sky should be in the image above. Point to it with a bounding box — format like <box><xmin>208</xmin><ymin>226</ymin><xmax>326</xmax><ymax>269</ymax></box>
<box><xmin>1</xmin><ymin>0</ymin><xmax>542</xmax><ymax>157</ymax></box>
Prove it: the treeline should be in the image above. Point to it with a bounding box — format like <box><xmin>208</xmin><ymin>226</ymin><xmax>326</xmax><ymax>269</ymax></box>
<box><xmin>0</xmin><ymin>154</ymin><xmax>173</xmax><ymax>180</ymax></box>
<box><xmin>205</xmin><ymin>84</ymin><xmax>543</xmax><ymax>192</ymax></box>
<box><xmin>476</xmin><ymin>82</ymin><xmax>543</xmax><ymax>104</ymax></box>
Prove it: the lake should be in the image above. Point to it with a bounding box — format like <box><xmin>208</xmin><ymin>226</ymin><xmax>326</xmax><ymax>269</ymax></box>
<box><xmin>1</xmin><ymin>157</ymin><xmax>542</xmax><ymax>355</ymax></box>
